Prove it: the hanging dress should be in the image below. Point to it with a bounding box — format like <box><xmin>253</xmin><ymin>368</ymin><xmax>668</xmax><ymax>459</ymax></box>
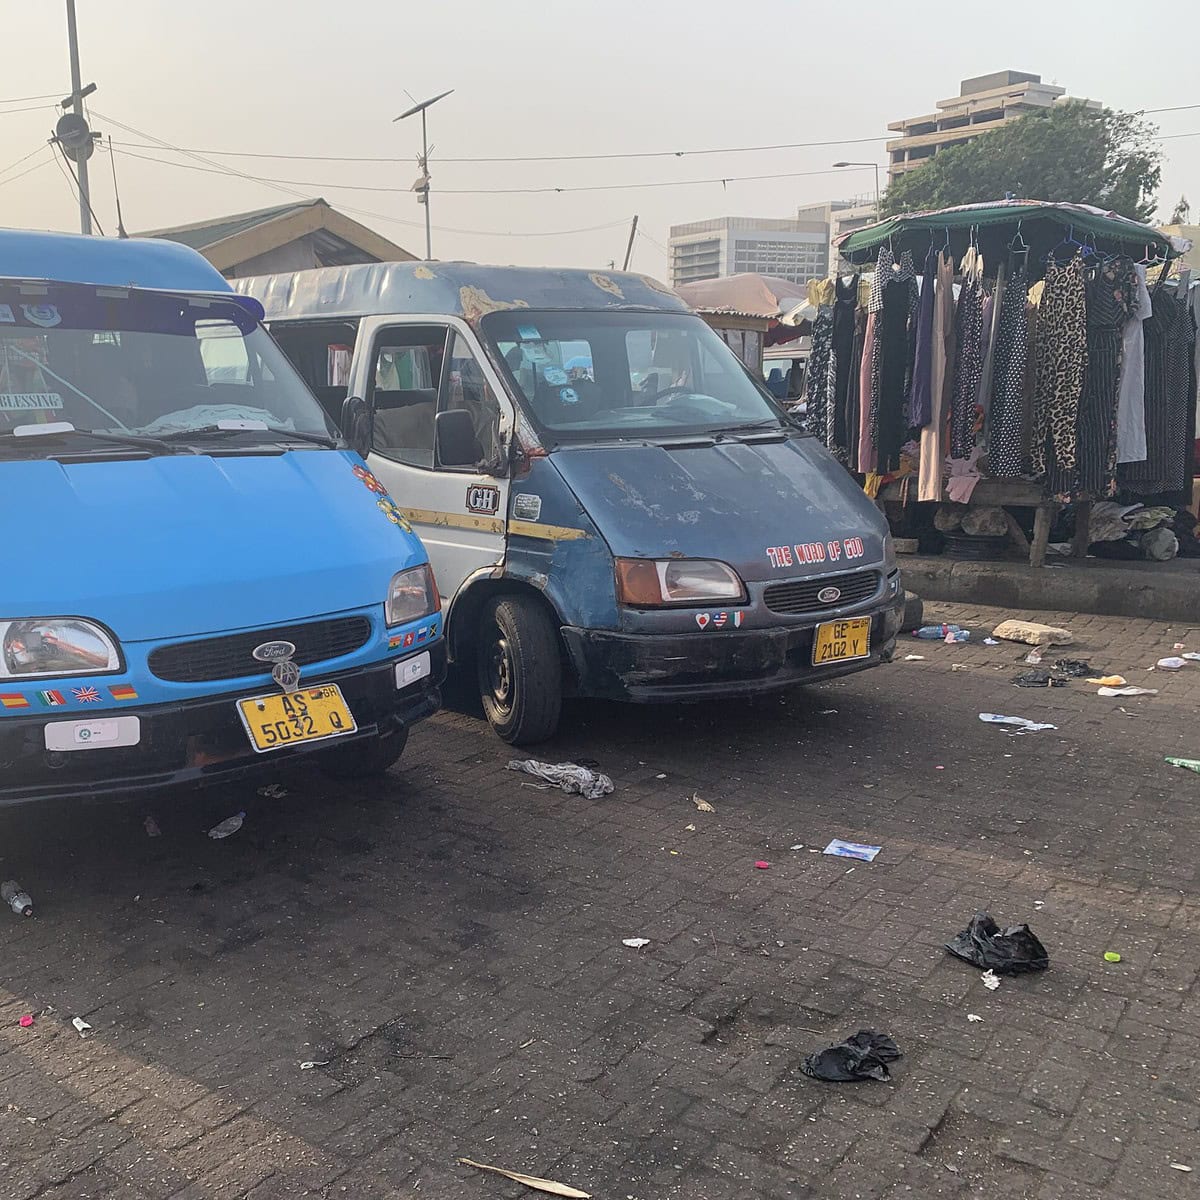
<box><xmin>805</xmin><ymin>301</ymin><xmax>834</xmax><ymax>442</ymax></box>
<box><xmin>875</xmin><ymin>249</ymin><xmax>918</xmax><ymax>473</ymax></box>
<box><xmin>825</xmin><ymin>274</ymin><xmax>859</xmax><ymax>461</ymax></box>
<box><xmin>949</xmin><ymin>247</ymin><xmax>986</xmax><ymax>459</ymax></box>
<box><xmin>1115</xmin><ymin>263</ymin><xmax>1152</xmax><ymax>464</ymax></box>
<box><xmin>988</xmin><ymin>255</ymin><xmax>1030</xmax><ymax>477</ymax></box>
<box><xmin>918</xmin><ymin>249</ymin><xmax>956</xmax><ymax>501</ymax></box>
<box><xmin>909</xmin><ymin>245</ymin><xmax>937</xmax><ymax>428</ymax></box>
<box><xmin>1030</xmin><ymin>250</ymin><xmax>1087</xmax><ymax>480</ymax></box>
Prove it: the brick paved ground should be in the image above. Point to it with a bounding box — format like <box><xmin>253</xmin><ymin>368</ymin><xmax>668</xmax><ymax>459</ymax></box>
<box><xmin>1</xmin><ymin>601</ymin><xmax>1199</xmax><ymax>1199</ymax></box>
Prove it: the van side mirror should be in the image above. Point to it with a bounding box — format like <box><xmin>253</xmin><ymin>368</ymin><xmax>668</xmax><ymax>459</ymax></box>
<box><xmin>435</xmin><ymin>408</ymin><xmax>479</xmax><ymax>468</ymax></box>
<box><xmin>340</xmin><ymin>395</ymin><xmax>372</xmax><ymax>459</ymax></box>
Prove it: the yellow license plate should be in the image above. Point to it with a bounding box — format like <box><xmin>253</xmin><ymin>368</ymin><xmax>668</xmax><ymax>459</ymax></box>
<box><xmin>237</xmin><ymin>684</ymin><xmax>357</xmax><ymax>753</ymax></box>
<box><xmin>812</xmin><ymin>617</ymin><xmax>871</xmax><ymax>666</ymax></box>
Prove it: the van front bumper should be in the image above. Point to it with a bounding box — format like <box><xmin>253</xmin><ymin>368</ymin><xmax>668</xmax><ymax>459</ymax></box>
<box><xmin>562</xmin><ymin>596</ymin><xmax>903</xmax><ymax>703</ymax></box>
<box><xmin>0</xmin><ymin>645</ymin><xmax>445</xmax><ymax>808</ymax></box>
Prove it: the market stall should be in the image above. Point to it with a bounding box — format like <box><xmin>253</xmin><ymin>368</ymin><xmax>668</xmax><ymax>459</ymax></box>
<box><xmin>813</xmin><ymin>200</ymin><xmax>1197</xmax><ymax>566</ymax></box>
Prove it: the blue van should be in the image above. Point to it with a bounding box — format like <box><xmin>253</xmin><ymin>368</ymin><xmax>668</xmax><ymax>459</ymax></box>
<box><xmin>234</xmin><ymin>263</ymin><xmax>903</xmax><ymax>744</ymax></box>
<box><xmin>0</xmin><ymin>231</ymin><xmax>444</xmax><ymax>806</ymax></box>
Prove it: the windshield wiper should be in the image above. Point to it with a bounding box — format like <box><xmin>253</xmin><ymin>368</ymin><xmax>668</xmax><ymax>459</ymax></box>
<box><xmin>155</xmin><ymin>423</ymin><xmax>341</xmax><ymax>448</ymax></box>
<box><xmin>0</xmin><ymin>424</ymin><xmax>181</xmax><ymax>454</ymax></box>
<box><xmin>711</xmin><ymin>420</ymin><xmax>783</xmax><ymax>436</ymax></box>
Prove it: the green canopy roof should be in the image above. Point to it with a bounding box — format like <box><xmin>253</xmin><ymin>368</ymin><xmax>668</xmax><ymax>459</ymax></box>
<box><xmin>837</xmin><ymin>199</ymin><xmax>1176</xmax><ymax>267</ymax></box>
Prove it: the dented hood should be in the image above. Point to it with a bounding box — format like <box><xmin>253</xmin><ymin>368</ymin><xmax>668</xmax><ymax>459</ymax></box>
<box><xmin>550</xmin><ymin>435</ymin><xmax>888</xmax><ymax>582</ymax></box>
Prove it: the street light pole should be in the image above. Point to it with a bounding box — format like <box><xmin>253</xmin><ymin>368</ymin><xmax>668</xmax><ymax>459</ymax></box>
<box><xmin>64</xmin><ymin>0</ymin><xmax>91</xmax><ymax>235</ymax></box>
<box><xmin>832</xmin><ymin>160</ymin><xmax>881</xmax><ymax>208</ymax></box>
<box><xmin>394</xmin><ymin>88</ymin><xmax>454</xmax><ymax>260</ymax></box>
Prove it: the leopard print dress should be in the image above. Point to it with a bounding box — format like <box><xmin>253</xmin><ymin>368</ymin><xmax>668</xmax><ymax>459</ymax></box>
<box><xmin>1030</xmin><ymin>251</ymin><xmax>1087</xmax><ymax>479</ymax></box>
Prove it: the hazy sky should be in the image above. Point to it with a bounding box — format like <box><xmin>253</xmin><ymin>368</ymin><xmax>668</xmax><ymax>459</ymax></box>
<box><xmin>2</xmin><ymin>1</ymin><xmax>1197</xmax><ymax>280</ymax></box>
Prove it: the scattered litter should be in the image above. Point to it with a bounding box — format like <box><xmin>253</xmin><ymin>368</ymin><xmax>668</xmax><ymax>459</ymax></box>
<box><xmin>1103</xmin><ymin>951</ymin><xmax>1122</xmax><ymax>963</ymax></box>
<box><xmin>691</xmin><ymin>793</ymin><xmax>715</xmax><ymax>813</ymax></box>
<box><xmin>1084</xmin><ymin>675</ymin><xmax>1127</xmax><ymax>687</ymax></box>
<box><xmin>1053</xmin><ymin>659</ymin><xmax>1093</xmax><ymax>678</ymax></box>
<box><xmin>18</xmin><ymin>1015</ymin><xmax>33</xmax><ymax>1028</ymax></box>
<box><xmin>981</xmin><ymin>970</ymin><xmax>1001</xmax><ymax>990</ymax></box>
<box><xmin>951</xmin><ymin>663</ymin><xmax>971</xmax><ymax>672</ymax></box>
<box><xmin>1033</xmin><ymin>900</ymin><xmax>1045</xmax><ymax>909</ymax></box>
<box><xmin>1012</xmin><ymin>670</ymin><xmax>1067</xmax><ymax>688</ymax></box>
<box><xmin>902</xmin><ymin>654</ymin><xmax>926</xmax><ymax>660</ymax></box>
<box><xmin>1099</xmin><ymin>686</ymin><xmax>1158</xmax><ymax>697</ymax></box>
<box><xmin>967</xmin><ymin>1014</ymin><xmax>983</xmax><ymax>1022</ymax></box>
<box><xmin>1170</xmin><ymin>1163</ymin><xmax>1193</xmax><ymax>1173</ymax></box>
<box><xmin>1</xmin><ymin>881</ymin><xmax>33</xmax><ymax>917</ymax></box>
<box><xmin>819</xmin><ymin>708</ymin><xmax>838</xmax><ymax>714</ymax></box>
<box><xmin>258</xmin><ymin>783</ymin><xmax>288</xmax><ymax>799</ymax></box>
<box><xmin>299</xmin><ymin>1060</ymin><xmax>329</xmax><ymax>1070</ymax></box>
<box><xmin>207</xmin><ymin>811</ymin><xmax>245</xmax><ymax>839</ymax></box>
<box><xmin>944</xmin><ymin>630</ymin><xmax>970</xmax><ymax>643</ymax></box>
<box><xmin>984</xmin><ymin>637</ymin><xmax>1000</xmax><ymax>645</ymax></box>
<box><xmin>655</xmin><ymin>773</ymin><xmax>666</xmax><ymax>779</ymax></box>
<box><xmin>823</xmin><ymin>839</ymin><xmax>881</xmax><ymax>862</ymax></box>
<box><xmin>913</xmin><ymin>624</ymin><xmax>962</xmax><ymax>640</ymax></box>
<box><xmin>71</xmin><ymin>1017</ymin><xmax>92</xmax><ymax>1037</ymax></box>
<box><xmin>946</xmin><ymin>913</ymin><xmax>1049</xmax><ymax>974</ymax></box>
<box><xmin>143</xmin><ymin>815</ymin><xmax>162</xmax><ymax>838</ymax></box>
<box><xmin>991</xmin><ymin>619</ymin><xmax>1073</xmax><ymax>647</ymax></box>
<box><xmin>789</xmin><ymin>844</ymin><xmax>804</xmax><ymax>851</ymax></box>
<box><xmin>800</xmin><ymin>1030</ymin><xmax>902</xmax><ymax>1082</ymax></box>
<box><xmin>754</xmin><ymin>860</ymin><xmax>771</xmax><ymax>870</ymax></box>
<box><xmin>979</xmin><ymin>713</ymin><xmax>1057</xmax><ymax>733</ymax></box>
<box><xmin>1183</xmin><ymin>652</ymin><xmax>1200</xmax><ymax>662</ymax></box>
<box><xmin>1174</xmin><ymin>642</ymin><xmax>1186</xmax><ymax>650</ymax></box>
<box><xmin>1157</xmin><ymin>656</ymin><xmax>1187</xmax><ymax>670</ymax></box>
<box><xmin>1166</xmin><ymin>757</ymin><xmax>1200</xmax><ymax>776</ymax></box>
<box><xmin>621</xmin><ymin>937</ymin><xmax>650</xmax><ymax>949</ymax></box>
<box><xmin>506</xmin><ymin>760</ymin><xmax>613</xmax><ymax>799</ymax></box>
<box><xmin>458</xmin><ymin>1157</ymin><xmax>591</xmax><ymax>1198</ymax></box>
<box><xmin>684</xmin><ymin>823</ymin><xmax>696</xmax><ymax>831</ymax></box>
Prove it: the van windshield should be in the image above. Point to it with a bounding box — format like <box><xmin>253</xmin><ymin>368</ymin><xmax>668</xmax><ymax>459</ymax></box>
<box><xmin>484</xmin><ymin>310</ymin><xmax>783</xmax><ymax>440</ymax></box>
<box><xmin>0</xmin><ymin>283</ymin><xmax>336</xmax><ymax>457</ymax></box>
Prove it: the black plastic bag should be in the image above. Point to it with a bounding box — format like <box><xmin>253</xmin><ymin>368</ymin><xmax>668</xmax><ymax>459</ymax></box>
<box><xmin>1053</xmin><ymin>659</ymin><xmax>1093</xmax><ymax>678</ymax></box>
<box><xmin>945</xmin><ymin>912</ymin><xmax>1049</xmax><ymax>974</ymax></box>
<box><xmin>801</xmin><ymin>1030</ymin><xmax>902</xmax><ymax>1082</ymax></box>
<box><xmin>1013</xmin><ymin>670</ymin><xmax>1068</xmax><ymax>687</ymax></box>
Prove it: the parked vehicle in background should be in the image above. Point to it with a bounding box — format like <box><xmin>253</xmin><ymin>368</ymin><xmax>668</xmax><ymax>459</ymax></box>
<box><xmin>235</xmin><ymin>263</ymin><xmax>903</xmax><ymax>744</ymax></box>
<box><xmin>0</xmin><ymin>231</ymin><xmax>443</xmax><ymax>807</ymax></box>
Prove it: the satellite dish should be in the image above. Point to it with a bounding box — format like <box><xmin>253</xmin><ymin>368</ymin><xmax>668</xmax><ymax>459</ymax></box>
<box><xmin>55</xmin><ymin>112</ymin><xmax>95</xmax><ymax>162</ymax></box>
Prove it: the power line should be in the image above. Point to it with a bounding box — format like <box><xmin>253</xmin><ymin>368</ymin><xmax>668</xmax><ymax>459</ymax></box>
<box><xmin>0</xmin><ymin>92</ymin><xmax>65</xmax><ymax>104</ymax></box>
<box><xmin>1141</xmin><ymin>103</ymin><xmax>1200</xmax><ymax>115</ymax></box>
<box><xmin>52</xmin><ymin>138</ymin><xmax>105</xmax><ymax>236</ymax></box>
<box><xmin>0</xmin><ymin>143</ymin><xmax>48</xmax><ymax>180</ymax></box>
<box><xmin>0</xmin><ymin>146</ymin><xmax>55</xmax><ymax>190</ymax></box>
<box><xmin>0</xmin><ymin>103</ymin><xmax>60</xmax><ymax>117</ymax></box>
<box><xmin>113</xmin><ymin>144</ymin><xmax>873</xmax><ymax>196</ymax></box>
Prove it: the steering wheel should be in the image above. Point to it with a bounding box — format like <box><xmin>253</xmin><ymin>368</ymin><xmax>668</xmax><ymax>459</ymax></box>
<box><xmin>654</xmin><ymin>385</ymin><xmax>700</xmax><ymax>404</ymax></box>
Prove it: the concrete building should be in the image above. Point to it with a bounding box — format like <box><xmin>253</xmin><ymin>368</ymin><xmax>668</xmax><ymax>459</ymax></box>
<box><xmin>668</xmin><ymin>215</ymin><xmax>831</xmax><ymax>288</ymax></box>
<box><xmin>141</xmin><ymin>197</ymin><xmax>414</xmax><ymax>279</ymax></box>
<box><xmin>887</xmin><ymin>70</ymin><xmax>1100</xmax><ymax>184</ymax></box>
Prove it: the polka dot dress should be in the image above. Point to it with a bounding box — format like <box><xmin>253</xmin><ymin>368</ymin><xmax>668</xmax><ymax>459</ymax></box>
<box><xmin>988</xmin><ymin>256</ymin><xmax>1029</xmax><ymax>477</ymax></box>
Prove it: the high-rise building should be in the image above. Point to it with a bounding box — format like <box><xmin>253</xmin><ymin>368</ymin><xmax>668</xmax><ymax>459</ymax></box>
<box><xmin>886</xmin><ymin>70</ymin><xmax>1100</xmax><ymax>184</ymax></box>
<box><xmin>667</xmin><ymin>215</ymin><xmax>831</xmax><ymax>288</ymax></box>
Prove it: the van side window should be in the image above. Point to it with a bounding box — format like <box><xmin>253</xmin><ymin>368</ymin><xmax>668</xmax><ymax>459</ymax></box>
<box><xmin>369</xmin><ymin>326</ymin><xmax>448</xmax><ymax>469</ymax></box>
<box><xmin>440</xmin><ymin>332</ymin><xmax>502</xmax><ymax>469</ymax></box>
<box><xmin>270</xmin><ymin>321</ymin><xmax>359</xmax><ymax>426</ymax></box>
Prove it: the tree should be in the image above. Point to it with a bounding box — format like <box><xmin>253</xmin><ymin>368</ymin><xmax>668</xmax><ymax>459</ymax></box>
<box><xmin>1169</xmin><ymin>194</ymin><xmax>1191</xmax><ymax>224</ymax></box>
<box><xmin>881</xmin><ymin>102</ymin><xmax>1162</xmax><ymax>222</ymax></box>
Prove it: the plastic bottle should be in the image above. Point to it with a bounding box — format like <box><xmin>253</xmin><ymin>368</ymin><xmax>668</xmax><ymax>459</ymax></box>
<box><xmin>2</xmin><ymin>880</ymin><xmax>33</xmax><ymax>917</ymax></box>
<box><xmin>207</xmin><ymin>811</ymin><xmax>245</xmax><ymax>840</ymax></box>
<box><xmin>944</xmin><ymin>630</ymin><xmax>970</xmax><ymax>643</ymax></box>
<box><xmin>913</xmin><ymin>624</ymin><xmax>962</xmax><ymax>640</ymax></box>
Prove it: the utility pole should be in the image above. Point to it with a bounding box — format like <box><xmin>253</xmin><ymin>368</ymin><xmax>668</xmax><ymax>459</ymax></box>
<box><xmin>64</xmin><ymin>0</ymin><xmax>91</xmax><ymax>235</ymax></box>
<box><xmin>622</xmin><ymin>215</ymin><xmax>639</xmax><ymax>271</ymax></box>
<box><xmin>395</xmin><ymin>88</ymin><xmax>454</xmax><ymax>260</ymax></box>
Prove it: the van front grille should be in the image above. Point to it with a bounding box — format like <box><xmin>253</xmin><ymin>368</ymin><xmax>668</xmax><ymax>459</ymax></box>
<box><xmin>763</xmin><ymin>570</ymin><xmax>881</xmax><ymax>616</ymax></box>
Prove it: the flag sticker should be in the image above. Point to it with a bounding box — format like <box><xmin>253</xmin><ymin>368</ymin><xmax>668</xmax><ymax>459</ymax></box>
<box><xmin>72</xmin><ymin>686</ymin><xmax>101</xmax><ymax>703</ymax></box>
<box><xmin>108</xmin><ymin>684</ymin><xmax>138</xmax><ymax>701</ymax></box>
<box><xmin>37</xmin><ymin>689</ymin><xmax>67</xmax><ymax>707</ymax></box>
<box><xmin>0</xmin><ymin>692</ymin><xmax>30</xmax><ymax>709</ymax></box>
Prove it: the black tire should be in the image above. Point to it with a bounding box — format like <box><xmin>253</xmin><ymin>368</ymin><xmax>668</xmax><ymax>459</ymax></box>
<box><xmin>477</xmin><ymin>595</ymin><xmax>562</xmax><ymax>745</ymax></box>
<box><xmin>319</xmin><ymin>727</ymin><xmax>408</xmax><ymax>779</ymax></box>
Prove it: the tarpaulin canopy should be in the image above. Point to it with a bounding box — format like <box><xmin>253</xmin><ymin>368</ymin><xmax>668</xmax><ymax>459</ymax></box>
<box><xmin>836</xmin><ymin>199</ymin><xmax>1187</xmax><ymax>271</ymax></box>
<box><xmin>676</xmin><ymin>273</ymin><xmax>811</xmax><ymax>323</ymax></box>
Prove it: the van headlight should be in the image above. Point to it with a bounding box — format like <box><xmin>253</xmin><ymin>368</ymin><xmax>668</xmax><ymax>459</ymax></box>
<box><xmin>883</xmin><ymin>533</ymin><xmax>897</xmax><ymax>569</ymax></box>
<box><xmin>0</xmin><ymin>618</ymin><xmax>121</xmax><ymax>679</ymax></box>
<box><xmin>615</xmin><ymin>558</ymin><xmax>746</xmax><ymax>607</ymax></box>
<box><xmin>385</xmin><ymin>564</ymin><xmax>440</xmax><ymax>626</ymax></box>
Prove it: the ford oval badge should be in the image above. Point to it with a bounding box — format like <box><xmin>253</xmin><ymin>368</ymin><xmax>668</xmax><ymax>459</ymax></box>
<box><xmin>252</xmin><ymin>640</ymin><xmax>296</xmax><ymax>663</ymax></box>
<box><xmin>817</xmin><ymin>586</ymin><xmax>842</xmax><ymax>604</ymax></box>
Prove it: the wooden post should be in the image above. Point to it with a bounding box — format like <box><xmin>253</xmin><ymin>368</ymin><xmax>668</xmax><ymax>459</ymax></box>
<box><xmin>1030</xmin><ymin>503</ymin><xmax>1054</xmax><ymax>568</ymax></box>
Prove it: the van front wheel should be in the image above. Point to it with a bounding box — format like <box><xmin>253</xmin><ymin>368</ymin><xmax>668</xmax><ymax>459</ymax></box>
<box><xmin>477</xmin><ymin>595</ymin><xmax>562</xmax><ymax>745</ymax></box>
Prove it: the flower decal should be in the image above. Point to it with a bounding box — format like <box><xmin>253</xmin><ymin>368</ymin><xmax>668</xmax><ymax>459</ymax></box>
<box><xmin>377</xmin><ymin>497</ymin><xmax>413</xmax><ymax>532</ymax></box>
<box><xmin>353</xmin><ymin>464</ymin><xmax>388</xmax><ymax>495</ymax></box>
